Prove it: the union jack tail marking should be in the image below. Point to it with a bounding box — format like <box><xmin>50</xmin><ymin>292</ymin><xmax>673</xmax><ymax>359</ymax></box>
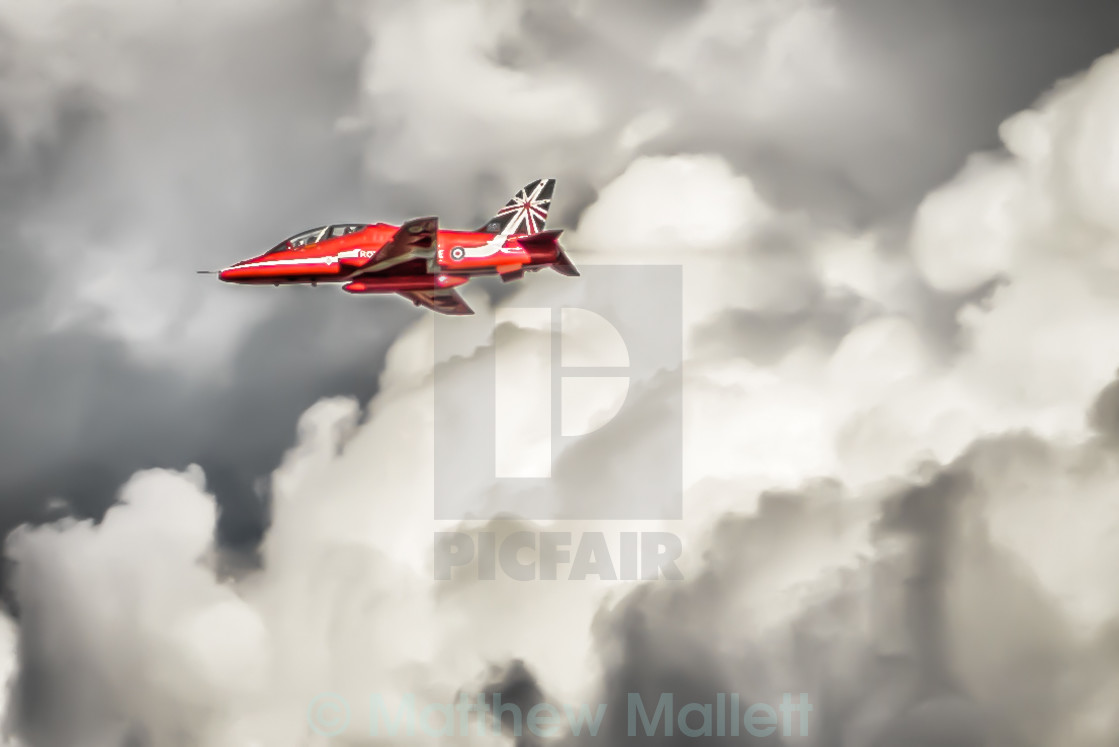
<box><xmin>477</xmin><ymin>178</ymin><xmax>555</xmax><ymax>236</ymax></box>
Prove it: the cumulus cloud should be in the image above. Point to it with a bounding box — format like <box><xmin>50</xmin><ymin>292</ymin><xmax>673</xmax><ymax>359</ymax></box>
<box><xmin>913</xmin><ymin>49</ymin><xmax>1119</xmax><ymax>441</ymax></box>
<box><xmin>7</xmin><ymin>467</ymin><xmax>268</xmax><ymax>746</ymax></box>
<box><xmin>4</xmin><ymin>0</ymin><xmax>1119</xmax><ymax>746</ymax></box>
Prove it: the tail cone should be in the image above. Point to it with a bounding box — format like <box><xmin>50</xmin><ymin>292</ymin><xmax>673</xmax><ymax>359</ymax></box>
<box><xmin>552</xmin><ymin>248</ymin><xmax>580</xmax><ymax>277</ymax></box>
<box><xmin>517</xmin><ymin>229</ymin><xmax>579</xmax><ymax>277</ymax></box>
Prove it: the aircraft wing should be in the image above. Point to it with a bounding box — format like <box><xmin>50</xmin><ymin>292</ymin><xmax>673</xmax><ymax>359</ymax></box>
<box><xmin>352</xmin><ymin>216</ymin><xmax>438</xmax><ymax>275</ymax></box>
<box><xmin>399</xmin><ymin>288</ymin><xmax>474</xmax><ymax>316</ymax></box>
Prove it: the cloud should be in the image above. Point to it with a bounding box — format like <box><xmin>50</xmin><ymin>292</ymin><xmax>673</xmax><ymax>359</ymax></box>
<box><xmin>4</xmin><ymin>0</ymin><xmax>1119</xmax><ymax>746</ymax></box>
<box><xmin>913</xmin><ymin>49</ymin><xmax>1119</xmax><ymax>441</ymax></box>
<box><xmin>0</xmin><ymin>0</ymin><xmax>1113</xmax><ymax>547</ymax></box>
<box><xmin>7</xmin><ymin>467</ymin><xmax>269</xmax><ymax>746</ymax></box>
<box><xmin>0</xmin><ymin>0</ymin><xmax>415</xmax><ymax>556</ymax></box>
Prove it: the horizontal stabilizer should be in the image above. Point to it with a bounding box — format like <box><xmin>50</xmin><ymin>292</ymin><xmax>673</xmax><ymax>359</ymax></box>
<box><xmin>516</xmin><ymin>229</ymin><xmax>578</xmax><ymax>277</ymax></box>
<box><xmin>516</xmin><ymin>229</ymin><xmax>564</xmax><ymax>250</ymax></box>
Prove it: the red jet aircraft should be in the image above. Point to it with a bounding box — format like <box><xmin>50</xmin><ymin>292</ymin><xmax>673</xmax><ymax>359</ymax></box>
<box><xmin>213</xmin><ymin>178</ymin><xmax>577</xmax><ymax>315</ymax></box>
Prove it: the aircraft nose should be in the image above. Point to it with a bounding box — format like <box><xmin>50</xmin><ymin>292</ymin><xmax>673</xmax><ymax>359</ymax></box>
<box><xmin>218</xmin><ymin>264</ymin><xmax>245</xmax><ymax>282</ymax></box>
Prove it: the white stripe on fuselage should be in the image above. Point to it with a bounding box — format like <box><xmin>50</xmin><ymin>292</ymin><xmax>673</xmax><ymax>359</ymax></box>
<box><xmin>227</xmin><ymin>256</ymin><xmax>338</xmax><ymax>272</ymax></box>
<box><xmin>459</xmin><ymin>235</ymin><xmax>518</xmax><ymax>260</ymax></box>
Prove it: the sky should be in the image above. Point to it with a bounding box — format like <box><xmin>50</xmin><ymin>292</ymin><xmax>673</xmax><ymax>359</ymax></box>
<box><xmin>2</xmin><ymin>0</ymin><xmax>1119</xmax><ymax>745</ymax></box>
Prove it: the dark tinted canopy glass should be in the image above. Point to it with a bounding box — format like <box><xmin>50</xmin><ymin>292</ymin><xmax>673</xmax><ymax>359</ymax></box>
<box><xmin>266</xmin><ymin>224</ymin><xmax>367</xmax><ymax>254</ymax></box>
<box><xmin>266</xmin><ymin>226</ymin><xmax>326</xmax><ymax>254</ymax></box>
<box><xmin>328</xmin><ymin>224</ymin><xmax>367</xmax><ymax>238</ymax></box>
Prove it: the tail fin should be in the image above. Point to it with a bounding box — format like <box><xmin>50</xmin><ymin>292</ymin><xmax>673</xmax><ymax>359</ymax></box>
<box><xmin>477</xmin><ymin>178</ymin><xmax>555</xmax><ymax>235</ymax></box>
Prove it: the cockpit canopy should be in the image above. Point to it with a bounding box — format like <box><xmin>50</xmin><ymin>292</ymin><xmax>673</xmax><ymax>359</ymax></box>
<box><xmin>266</xmin><ymin>224</ymin><xmax>368</xmax><ymax>254</ymax></box>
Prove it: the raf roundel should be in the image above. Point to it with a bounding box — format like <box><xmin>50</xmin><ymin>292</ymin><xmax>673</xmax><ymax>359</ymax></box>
<box><xmin>450</xmin><ymin>246</ymin><xmax>466</xmax><ymax>261</ymax></box>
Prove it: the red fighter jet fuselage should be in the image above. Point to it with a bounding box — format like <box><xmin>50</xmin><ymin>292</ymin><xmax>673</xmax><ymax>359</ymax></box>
<box><xmin>215</xmin><ymin>178</ymin><xmax>577</xmax><ymax>315</ymax></box>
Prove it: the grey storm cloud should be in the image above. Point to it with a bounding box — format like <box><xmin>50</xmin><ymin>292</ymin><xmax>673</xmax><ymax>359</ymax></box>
<box><xmin>0</xmin><ymin>0</ymin><xmax>1115</xmax><ymax>553</ymax></box>
<box><xmin>1</xmin><ymin>0</ymin><xmax>1119</xmax><ymax>746</ymax></box>
<box><xmin>0</xmin><ymin>0</ymin><xmax>414</xmax><ymax>554</ymax></box>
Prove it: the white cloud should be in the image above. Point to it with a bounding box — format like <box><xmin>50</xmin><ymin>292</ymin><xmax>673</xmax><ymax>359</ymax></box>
<box><xmin>355</xmin><ymin>0</ymin><xmax>600</xmax><ymax>187</ymax></box>
<box><xmin>911</xmin><ymin>154</ymin><xmax>1022</xmax><ymax>293</ymax></box>
<box><xmin>911</xmin><ymin>48</ymin><xmax>1119</xmax><ymax>437</ymax></box>
<box><xmin>575</xmin><ymin>154</ymin><xmax>771</xmax><ymax>254</ymax></box>
<box><xmin>6</xmin><ymin>467</ymin><xmax>270</xmax><ymax>744</ymax></box>
<box><xmin>655</xmin><ymin>0</ymin><xmax>846</xmax><ymax>120</ymax></box>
